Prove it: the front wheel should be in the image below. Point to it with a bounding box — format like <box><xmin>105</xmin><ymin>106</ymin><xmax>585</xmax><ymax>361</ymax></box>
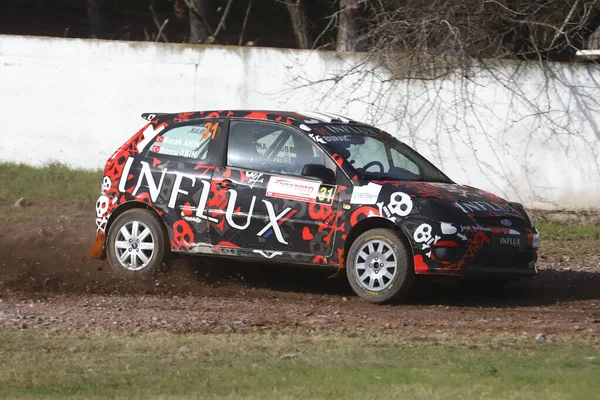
<box><xmin>346</xmin><ymin>228</ymin><xmax>414</xmax><ymax>304</ymax></box>
<box><xmin>106</xmin><ymin>209</ymin><xmax>169</xmax><ymax>277</ymax></box>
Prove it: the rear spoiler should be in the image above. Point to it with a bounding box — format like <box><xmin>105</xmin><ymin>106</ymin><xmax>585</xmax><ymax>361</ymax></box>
<box><xmin>141</xmin><ymin>113</ymin><xmax>169</xmax><ymax>121</ymax></box>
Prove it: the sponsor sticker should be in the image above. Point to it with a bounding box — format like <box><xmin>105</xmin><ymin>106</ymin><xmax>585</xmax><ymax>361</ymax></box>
<box><xmin>266</xmin><ymin>177</ymin><xmax>322</xmax><ymax>203</ymax></box>
<box><xmin>494</xmin><ymin>234</ymin><xmax>526</xmax><ymax>250</ymax></box>
<box><xmin>498</xmin><ymin>236</ymin><xmax>521</xmax><ymax>247</ymax></box>
<box><xmin>350</xmin><ymin>182</ymin><xmax>382</xmax><ymax>205</ymax></box>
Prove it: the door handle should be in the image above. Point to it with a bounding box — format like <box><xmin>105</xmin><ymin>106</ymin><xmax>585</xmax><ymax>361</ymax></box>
<box><xmin>216</xmin><ymin>179</ymin><xmax>236</xmax><ymax>190</ymax></box>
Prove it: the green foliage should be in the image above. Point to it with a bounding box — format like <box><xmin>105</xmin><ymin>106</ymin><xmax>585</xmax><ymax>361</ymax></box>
<box><xmin>0</xmin><ymin>162</ymin><xmax>102</xmax><ymax>204</ymax></box>
<box><xmin>536</xmin><ymin>221</ymin><xmax>600</xmax><ymax>241</ymax></box>
<box><xmin>0</xmin><ymin>332</ymin><xmax>598</xmax><ymax>399</ymax></box>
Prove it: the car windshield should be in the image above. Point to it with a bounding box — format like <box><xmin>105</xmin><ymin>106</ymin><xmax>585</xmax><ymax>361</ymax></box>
<box><xmin>314</xmin><ymin>124</ymin><xmax>452</xmax><ymax>183</ymax></box>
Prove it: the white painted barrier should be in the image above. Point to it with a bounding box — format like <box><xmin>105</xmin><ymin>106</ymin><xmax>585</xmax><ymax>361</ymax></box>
<box><xmin>0</xmin><ymin>35</ymin><xmax>598</xmax><ymax>209</ymax></box>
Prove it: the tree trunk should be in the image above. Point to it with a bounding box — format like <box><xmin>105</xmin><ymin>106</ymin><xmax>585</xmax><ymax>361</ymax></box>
<box><xmin>337</xmin><ymin>0</ymin><xmax>359</xmax><ymax>52</ymax></box>
<box><xmin>187</xmin><ymin>0</ymin><xmax>211</xmax><ymax>43</ymax></box>
<box><xmin>286</xmin><ymin>0</ymin><xmax>311</xmax><ymax>49</ymax></box>
<box><xmin>87</xmin><ymin>0</ymin><xmax>104</xmax><ymax>38</ymax></box>
<box><xmin>588</xmin><ymin>26</ymin><xmax>600</xmax><ymax>49</ymax></box>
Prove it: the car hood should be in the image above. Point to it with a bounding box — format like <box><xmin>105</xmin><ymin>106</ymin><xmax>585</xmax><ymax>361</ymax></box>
<box><xmin>372</xmin><ymin>181</ymin><xmax>528</xmax><ymax>219</ymax></box>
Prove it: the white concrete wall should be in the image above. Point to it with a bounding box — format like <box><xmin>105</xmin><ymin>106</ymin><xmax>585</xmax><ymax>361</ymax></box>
<box><xmin>0</xmin><ymin>34</ymin><xmax>599</xmax><ymax>209</ymax></box>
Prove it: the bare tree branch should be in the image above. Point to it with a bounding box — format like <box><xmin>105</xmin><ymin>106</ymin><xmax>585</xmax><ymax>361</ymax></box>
<box><xmin>239</xmin><ymin>0</ymin><xmax>253</xmax><ymax>46</ymax></box>
<box><xmin>150</xmin><ymin>0</ymin><xmax>170</xmax><ymax>43</ymax></box>
<box><xmin>337</xmin><ymin>0</ymin><xmax>360</xmax><ymax>52</ymax></box>
<box><xmin>183</xmin><ymin>0</ymin><xmax>213</xmax><ymax>43</ymax></box>
<box><xmin>214</xmin><ymin>0</ymin><xmax>234</xmax><ymax>39</ymax></box>
<box><xmin>285</xmin><ymin>0</ymin><xmax>311</xmax><ymax>49</ymax></box>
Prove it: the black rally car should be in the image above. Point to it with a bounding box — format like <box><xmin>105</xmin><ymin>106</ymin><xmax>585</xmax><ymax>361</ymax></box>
<box><xmin>89</xmin><ymin>110</ymin><xmax>539</xmax><ymax>303</ymax></box>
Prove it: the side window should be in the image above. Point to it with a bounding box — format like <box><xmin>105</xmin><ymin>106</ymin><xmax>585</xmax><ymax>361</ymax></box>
<box><xmin>149</xmin><ymin>122</ymin><xmax>221</xmax><ymax>161</ymax></box>
<box><xmin>347</xmin><ymin>137</ymin><xmax>390</xmax><ymax>171</ymax></box>
<box><xmin>228</xmin><ymin>121</ymin><xmax>335</xmax><ymax>176</ymax></box>
<box><xmin>391</xmin><ymin>148</ymin><xmax>420</xmax><ymax>174</ymax></box>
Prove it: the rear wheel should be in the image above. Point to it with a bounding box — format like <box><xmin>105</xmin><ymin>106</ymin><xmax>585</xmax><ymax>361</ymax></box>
<box><xmin>346</xmin><ymin>228</ymin><xmax>414</xmax><ymax>304</ymax></box>
<box><xmin>106</xmin><ymin>209</ymin><xmax>169</xmax><ymax>277</ymax></box>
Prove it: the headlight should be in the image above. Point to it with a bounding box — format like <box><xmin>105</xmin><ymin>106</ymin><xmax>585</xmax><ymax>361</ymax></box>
<box><xmin>532</xmin><ymin>228</ymin><xmax>540</xmax><ymax>249</ymax></box>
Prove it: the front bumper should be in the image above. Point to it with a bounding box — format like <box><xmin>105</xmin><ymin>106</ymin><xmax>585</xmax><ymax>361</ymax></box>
<box><xmin>409</xmin><ymin>220</ymin><xmax>539</xmax><ymax>277</ymax></box>
<box><xmin>415</xmin><ymin>253</ymin><xmax>538</xmax><ymax>277</ymax></box>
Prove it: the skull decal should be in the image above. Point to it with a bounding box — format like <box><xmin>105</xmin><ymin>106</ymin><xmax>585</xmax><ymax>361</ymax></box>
<box><xmin>414</xmin><ymin>223</ymin><xmax>432</xmax><ymax>243</ymax></box>
<box><xmin>96</xmin><ymin>195</ymin><xmax>110</xmax><ymax>218</ymax></box>
<box><xmin>377</xmin><ymin>191</ymin><xmax>413</xmax><ymax>220</ymax></box>
<box><xmin>101</xmin><ymin>176</ymin><xmax>112</xmax><ymax>193</ymax></box>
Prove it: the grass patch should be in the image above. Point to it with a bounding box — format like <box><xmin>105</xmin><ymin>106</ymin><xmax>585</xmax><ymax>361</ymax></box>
<box><xmin>0</xmin><ymin>331</ymin><xmax>598</xmax><ymax>399</ymax></box>
<box><xmin>0</xmin><ymin>162</ymin><xmax>101</xmax><ymax>204</ymax></box>
<box><xmin>535</xmin><ymin>221</ymin><xmax>600</xmax><ymax>241</ymax></box>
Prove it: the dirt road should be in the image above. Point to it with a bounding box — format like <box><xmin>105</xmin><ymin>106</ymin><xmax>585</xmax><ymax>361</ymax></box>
<box><xmin>1</xmin><ymin>203</ymin><xmax>599</xmax><ymax>336</ymax></box>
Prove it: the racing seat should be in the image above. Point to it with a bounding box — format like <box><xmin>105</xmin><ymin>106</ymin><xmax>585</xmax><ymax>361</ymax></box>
<box><xmin>227</xmin><ymin>123</ymin><xmax>264</xmax><ymax>170</ymax></box>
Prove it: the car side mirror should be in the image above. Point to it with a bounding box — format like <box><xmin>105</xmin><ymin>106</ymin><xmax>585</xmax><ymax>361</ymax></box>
<box><xmin>301</xmin><ymin>164</ymin><xmax>336</xmax><ymax>184</ymax></box>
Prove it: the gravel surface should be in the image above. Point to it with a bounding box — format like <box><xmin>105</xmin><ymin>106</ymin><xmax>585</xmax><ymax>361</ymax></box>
<box><xmin>1</xmin><ymin>204</ymin><xmax>598</xmax><ymax>336</ymax></box>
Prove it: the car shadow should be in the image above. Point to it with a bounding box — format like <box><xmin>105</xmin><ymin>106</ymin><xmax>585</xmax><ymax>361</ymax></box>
<box><xmin>182</xmin><ymin>256</ymin><xmax>354</xmax><ymax>297</ymax></box>
<box><xmin>184</xmin><ymin>257</ymin><xmax>600</xmax><ymax>307</ymax></box>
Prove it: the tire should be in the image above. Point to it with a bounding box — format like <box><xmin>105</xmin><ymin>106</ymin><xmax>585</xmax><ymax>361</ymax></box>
<box><xmin>106</xmin><ymin>209</ymin><xmax>169</xmax><ymax>277</ymax></box>
<box><xmin>346</xmin><ymin>228</ymin><xmax>414</xmax><ymax>304</ymax></box>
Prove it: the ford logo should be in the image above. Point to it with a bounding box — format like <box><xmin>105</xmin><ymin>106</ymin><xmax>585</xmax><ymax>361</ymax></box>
<box><xmin>501</xmin><ymin>219</ymin><xmax>512</xmax><ymax>227</ymax></box>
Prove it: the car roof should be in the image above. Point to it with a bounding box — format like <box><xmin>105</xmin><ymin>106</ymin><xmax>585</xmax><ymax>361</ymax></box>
<box><xmin>141</xmin><ymin>110</ymin><xmax>368</xmax><ymax>127</ymax></box>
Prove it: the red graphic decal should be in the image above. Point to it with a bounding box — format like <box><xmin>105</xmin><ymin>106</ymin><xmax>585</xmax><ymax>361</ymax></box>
<box><xmin>309</xmin><ymin>203</ymin><xmax>332</xmax><ymax>221</ymax></box>
<box><xmin>172</xmin><ymin>220</ymin><xmax>194</xmax><ymax>249</ymax></box>
<box><xmin>432</xmin><ymin>240</ymin><xmax>458</xmax><ymax>247</ymax></box>
<box><xmin>414</xmin><ymin>254</ymin><xmax>430</xmax><ymax>273</ymax></box>
<box><xmin>243</xmin><ymin>111</ymin><xmax>268</xmax><ymax>120</ymax></box>
<box><xmin>135</xmin><ymin>192</ymin><xmax>152</xmax><ymax>205</ymax></box>
<box><xmin>216</xmin><ymin>241</ymin><xmax>239</xmax><ymax>248</ymax></box>
<box><xmin>302</xmin><ymin>227</ymin><xmax>314</xmax><ymax>240</ymax></box>
<box><xmin>350</xmin><ymin>206</ymin><xmax>379</xmax><ymax>227</ymax></box>
<box><xmin>465</xmin><ymin>231</ymin><xmax>490</xmax><ymax>258</ymax></box>
<box><xmin>173</xmin><ymin>112</ymin><xmax>195</xmax><ymax>122</ymax></box>
<box><xmin>182</xmin><ymin>202</ymin><xmax>193</xmax><ymax>216</ymax></box>
<box><xmin>277</xmin><ymin>209</ymin><xmax>297</xmax><ymax>226</ymax></box>
<box><xmin>331</xmin><ymin>153</ymin><xmax>344</xmax><ymax>167</ymax></box>
<box><xmin>313</xmin><ymin>255</ymin><xmax>327</xmax><ymax>264</ymax></box>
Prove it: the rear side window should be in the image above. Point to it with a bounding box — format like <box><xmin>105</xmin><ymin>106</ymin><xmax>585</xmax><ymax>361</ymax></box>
<box><xmin>227</xmin><ymin>121</ymin><xmax>335</xmax><ymax>176</ymax></box>
<box><xmin>149</xmin><ymin>122</ymin><xmax>221</xmax><ymax>160</ymax></box>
